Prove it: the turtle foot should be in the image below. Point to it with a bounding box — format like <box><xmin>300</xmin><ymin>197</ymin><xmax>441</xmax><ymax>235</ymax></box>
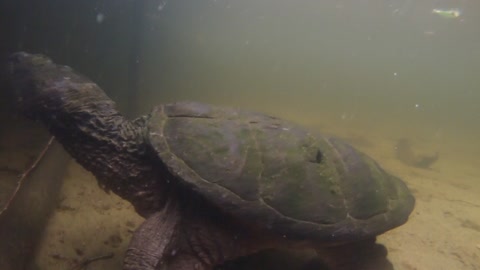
<box><xmin>316</xmin><ymin>238</ymin><xmax>393</xmax><ymax>270</ymax></box>
<box><xmin>157</xmin><ymin>255</ymin><xmax>209</xmax><ymax>270</ymax></box>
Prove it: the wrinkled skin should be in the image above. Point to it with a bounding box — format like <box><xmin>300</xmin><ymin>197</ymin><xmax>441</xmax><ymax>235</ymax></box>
<box><xmin>2</xmin><ymin>52</ymin><xmax>414</xmax><ymax>270</ymax></box>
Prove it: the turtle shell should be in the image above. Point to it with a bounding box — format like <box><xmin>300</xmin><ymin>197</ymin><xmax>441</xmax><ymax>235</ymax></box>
<box><xmin>147</xmin><ymin>102</ymin><xmax>414</xmax><ymax>243</ymax></box>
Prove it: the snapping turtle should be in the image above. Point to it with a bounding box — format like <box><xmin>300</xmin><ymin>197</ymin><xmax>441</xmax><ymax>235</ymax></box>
<box><xmin>3</xmin><ymin>52</ymin><xmax>414</xmax><ymax>270</ymax></box>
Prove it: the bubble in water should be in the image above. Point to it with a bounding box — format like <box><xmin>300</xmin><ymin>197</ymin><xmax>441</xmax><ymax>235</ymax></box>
<box><xmin>96</xmin><ymin>13</ymin><xmax>105</xmax><ymax>24</ymax></box>
<box><xmin>158</xmin><ymin>1</ymin><xmax>168</xmax><ymax>11</ymax></box>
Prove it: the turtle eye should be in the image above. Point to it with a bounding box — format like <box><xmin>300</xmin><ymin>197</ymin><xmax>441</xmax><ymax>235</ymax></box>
<box><xmin>8</xmin><ymin>52</ymin><xmax>27</xmax><ymax>63</ymax></box>
<box><xmin>315</xmin><ymin>150</ymin><xmax>323</xmax><ymax>163</ymax></box>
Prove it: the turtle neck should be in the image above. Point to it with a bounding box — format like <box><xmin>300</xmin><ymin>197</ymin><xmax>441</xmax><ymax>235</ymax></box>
<box><xmin>6</xmin><ymin>52</ymin><xmax>170</xmax><ymax>217</ymax></box>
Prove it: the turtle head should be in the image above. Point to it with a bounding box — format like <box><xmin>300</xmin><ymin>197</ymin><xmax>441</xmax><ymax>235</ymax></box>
<box><xmin>3</xmin><ymin>52</ymin><xmax>49</xmax><ymax>118</ymax></box>
<box><xmin>3</xmin><ymin>52</ymin><xmax>116</xmax><ymax>125</ymax></box>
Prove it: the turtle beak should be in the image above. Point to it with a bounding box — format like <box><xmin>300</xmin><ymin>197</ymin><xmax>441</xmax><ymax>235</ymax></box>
<box><xmin>1</xmin><ymin>52</ymin><xmax>51</xmax><ymax>119</ymax></box>
<box><xmin>1</xmin><ymin>54</ymin><xmax>23</xmax><ymax>115</ymax></box>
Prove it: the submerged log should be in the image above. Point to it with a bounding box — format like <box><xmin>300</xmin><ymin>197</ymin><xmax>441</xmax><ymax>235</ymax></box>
<box><xmin>395</xmin><ymin>138</ymin><xmax>439</xmax><ymax>169</ymax></box>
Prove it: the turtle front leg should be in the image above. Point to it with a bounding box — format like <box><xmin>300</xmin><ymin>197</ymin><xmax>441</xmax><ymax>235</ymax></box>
<box><xmin>124</xmin><ymin>206</ymin><xmax>210</xmax><ymax>270</ymax></box>
<box><xmin>123</xmin><ymin>199</ymin><xmax>240</xmax><ymax>270</ymax></box>
<box><xmin>157</xmin><ymin>211</ymin><xmax>265</xmax><ymax>270</ymax></box>
<box><xmin>124</xmin><ymin>199</ymin><xmax>181</xmax><ymax>270</ymax></box>
<box><xmin>124</xmin><ymin>196</ymin><xmax>271</xmax><ymax>270</ymax></box>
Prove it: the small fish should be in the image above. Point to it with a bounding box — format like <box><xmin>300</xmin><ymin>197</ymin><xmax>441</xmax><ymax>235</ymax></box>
<box><xmin>432</xmin><ymin>8</ymin><xmax>461</xmax><ymax>19</ymax></box>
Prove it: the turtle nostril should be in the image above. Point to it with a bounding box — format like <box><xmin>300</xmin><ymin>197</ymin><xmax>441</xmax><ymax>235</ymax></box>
<box><xmin>8</xmin><ymin>52</ymin><xmax>26</xmax><ymax>63</ymax></box>
<box><xmin>315</xmin><ymin>150</ymin><xmax>323</xmax><ymax>163</ymax></box>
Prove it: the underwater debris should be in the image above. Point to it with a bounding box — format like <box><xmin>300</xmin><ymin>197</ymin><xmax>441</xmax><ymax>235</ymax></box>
<box><xmin>395</xmin><ymin>138</ymin><xmax>439</xmax><ymax>169</ymax></box>
<box><xmin>432</xmin><ymin>8</ymin><xmax>461</xmax><ymax>19</ymax></box>
<box><xmin>69</xmin><ymin>253</ymin><xmax>114</xmax><ymax>270</ymax></box>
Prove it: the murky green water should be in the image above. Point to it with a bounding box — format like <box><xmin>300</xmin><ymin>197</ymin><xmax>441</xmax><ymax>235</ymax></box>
<box><xmin>1</xmin><ymin>0</ymin><xmax>479</xmax><ymax>269</ymax></box>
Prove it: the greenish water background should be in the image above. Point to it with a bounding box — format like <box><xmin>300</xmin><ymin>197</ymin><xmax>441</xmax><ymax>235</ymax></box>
<box><xmin>139</xmin><ymin>1</ymin><xmax>478</xmax><ymax>129</ymax></box>
<box><xmin>134</xmin><ymin>0</ymin><xmax>480</xmax><ymax>192</ymax></box>
<box><xmin>1</xmin><ymin>0</ymin><xmax>479</xmax><ymax>269</ymax></box>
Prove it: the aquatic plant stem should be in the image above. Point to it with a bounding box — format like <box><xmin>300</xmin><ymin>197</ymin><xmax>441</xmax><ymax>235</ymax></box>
<box><xmin>0</xmin><ymin>136</ymin><xmax>55</xmax><ymax>216</ymax></box>
<box><xmin>70</xmin><ymin>253</ymin><xmax>114</xmax><ymax>270</ymax></box>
